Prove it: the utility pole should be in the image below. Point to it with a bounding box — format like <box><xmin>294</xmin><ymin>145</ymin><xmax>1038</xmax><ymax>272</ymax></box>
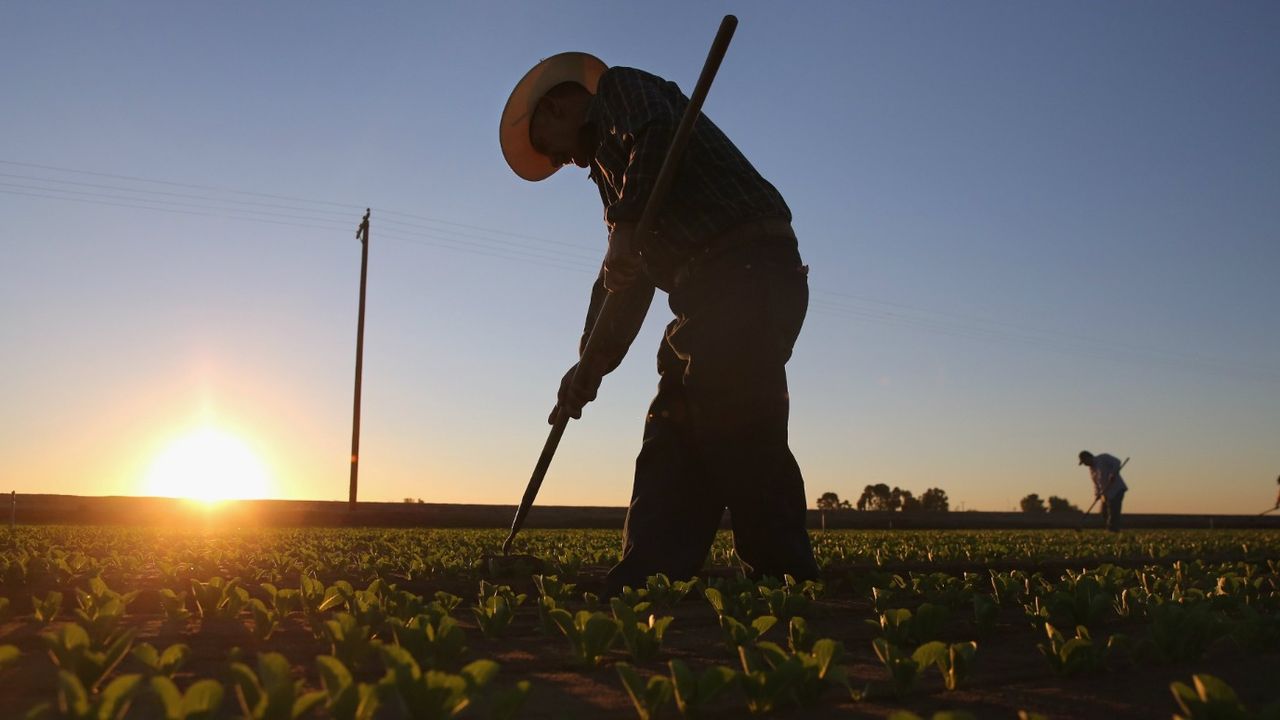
<box><xmin>349</xmin><ymin>209</ymin><xmax>370</xmax><ymax>511</ymax></box>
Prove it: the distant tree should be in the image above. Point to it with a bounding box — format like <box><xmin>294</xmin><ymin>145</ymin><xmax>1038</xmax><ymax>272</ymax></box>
<box><xmin>920</xmin><ymin>488</ymin><xmax>950</xmax><ymax>512</ymax></box>
<box><xmin>1020</xmin><ymin>493</ymin><xmax>1047</xmax><ymax>514</ymax></box>
<box><xmin>857</xmin><ymin>483</ymin><xmax>894</xmax><ymax>511</ymax></box>
<box><xmin>1047</xmin><ymin>495</ymin><xmax>1080</xmax><ymax>513</ymax></box>
<box><xmin>817</xmin><ymin>492</ymin><xmax>851</xmax><ymax>510</ymax></box>
<box><xmin>900</xmin><ymin>491</ymin><xmax>922</xmax><ymax>513</ymax></box>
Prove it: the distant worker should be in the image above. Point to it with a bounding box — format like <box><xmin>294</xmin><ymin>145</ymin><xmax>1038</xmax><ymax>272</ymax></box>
<box><xmin>1078</xmin><ymin>451</ymin><xmax>1128</xmax><ymax>532</ymax></box>
<box><xmin>1274</xmin><ymin>474</ymin><xmax>1279</xmax><ymax>510</ymax></box>
<box><xmin>499</xmin><ymin>53</ymin><xmax>820</xmax><ymax>596</ymax></box>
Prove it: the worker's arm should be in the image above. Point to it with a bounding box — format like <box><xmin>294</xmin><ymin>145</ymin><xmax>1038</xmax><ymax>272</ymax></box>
<box><xmin>549</xmin><ymin>269</ymin><xmax>655</xmax><ymax>424</ymax></box>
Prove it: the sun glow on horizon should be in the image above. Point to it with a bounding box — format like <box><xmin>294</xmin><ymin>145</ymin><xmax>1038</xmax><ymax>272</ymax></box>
<box><xmin>143</xmin><ymin>426</ymin><xmax>274</xmax><ymax>503</ymax></box>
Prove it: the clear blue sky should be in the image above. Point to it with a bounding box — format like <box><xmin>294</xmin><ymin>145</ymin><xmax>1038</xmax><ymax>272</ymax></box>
<box><xmin>2</xmin><ymin>1</ymin><xmax>1277</xmax><ymax>513</ymax></box>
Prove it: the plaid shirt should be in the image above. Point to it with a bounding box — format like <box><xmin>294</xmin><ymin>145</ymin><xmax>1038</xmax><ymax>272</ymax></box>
<box><xmin>585</xmin><ymin>66</ymin><xmax>791</xmax><ymax>286</ymax></box>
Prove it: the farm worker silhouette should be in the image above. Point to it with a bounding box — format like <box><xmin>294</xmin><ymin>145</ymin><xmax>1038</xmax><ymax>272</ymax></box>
<box><xmin>1274</xmin><ymin>475</ymin><xmax>1279</xmax><ymax>510</ymax></box>
<box><xmin>1079</xmin><ymin>451</ymin><xmax>1128</xmax><ymax>532</ymax></box>
<box><xmin>500</xmin><ymin>53</ymin><xmax>820</xmax><ymax>596</ymax></box>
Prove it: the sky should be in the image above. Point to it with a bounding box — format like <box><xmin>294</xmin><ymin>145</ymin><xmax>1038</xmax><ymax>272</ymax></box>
<box><xmin>2</xmin><ymin>1</ymin><xmax>1278</xmax><ymax>514</ymax></box>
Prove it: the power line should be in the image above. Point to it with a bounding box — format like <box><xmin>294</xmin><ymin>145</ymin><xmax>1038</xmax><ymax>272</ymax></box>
<box><xmin>3</xmin><ymin>159</ymin><xmax>1275</xmax><ymax>384</ymax></box>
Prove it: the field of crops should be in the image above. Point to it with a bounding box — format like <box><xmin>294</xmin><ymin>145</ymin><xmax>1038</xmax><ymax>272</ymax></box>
<box><xmin>1</xmin><ymin>526</ymin><xmax>1277</xmax><ymax>719</ymax></box>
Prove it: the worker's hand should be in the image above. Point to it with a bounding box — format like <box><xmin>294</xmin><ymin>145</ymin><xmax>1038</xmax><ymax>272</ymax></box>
<box><xmin>549</xmin><ymin>361</ymin><xmax>603</xmax><ymax>424</ymax></box>
<box><xmin>603</xmin><ymin>222</ymin><xmax>643</xmax><ymax>292</ymax></box>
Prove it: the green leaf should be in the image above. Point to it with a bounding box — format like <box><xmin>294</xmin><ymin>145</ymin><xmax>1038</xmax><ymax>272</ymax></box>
<box><xmin>490</xmin><ymin>680</ymin><xmax>530</xmax><ymax>720</ymax></box>
<box><xmin>912</xmin><ymin>641</ymin><xmax>949</xmax><ymax>670</ymax></box>
<box><xmin>292</xmin><ymin>690</ymin><xmax>327</xmax><ymax>719</ymax></box>
<box><xmin>750</xmin><ymin>615</ymin><xmax>777</xmax><ymax>637</ymax></box>
<box><xmin>180</xmin><ymin>680</ymin><xmax>225</xmax><ymax>719</ymax></box>
<box><xmin>1194</xmin><ymin>674</ymin><xmax>1240</xmax><ymax>704</ymax></box>
<box><xmin>133</xmin><ymin>643</ymin><xmax>160</xmax><ymax>671</ymax></box>
<box><xmin>98</xmin><ymin>673</ymin><xmax>144</xmax><ymax>719</ymax></box>
<box><xmin>461</xmin><ymin>659</ymin><xmax>500</xmax><ymax>689</ymax></box>
<box><xmin>149</xmin><ymin>676</ymin><xmax>182</xmax><ymax>718</ymax></box>
<box><xmin>0</xmin><ymin>645</ymin><xmax>19</xmax><ymax>670</ymax></box>
<box><xmin>692</xmin><ymin>663</ymin><xmax>736</xmax><ymax>709</ymax></box>
<box><xmin>56</xmin><ymin>670</ymin><xmax>91</xmax><ymax>717</ymax></box>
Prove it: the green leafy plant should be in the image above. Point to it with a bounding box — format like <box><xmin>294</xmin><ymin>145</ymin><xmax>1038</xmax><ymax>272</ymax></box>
<box><xmin>228</xmin><ymin>651</ymin><xmax>325</xmax><ymax>720</ymax></box>
<box><xmin>644</xmin><ymin>573</ymin><xmax>699</xmax><ymax>614</ymax></box>
<box><xmin>388</xmin><ymin>614</ymin><xmax>468</xmax><ymax>671</ymax></box>
<box><xmin>912</xmin><ymin>640</ymin><xmax>978</xmax><ymax>690</ymax></box>
<box><xmin>753</xmin><ymin>638</ymin><xmax>851</xmax><ymax>708</ymax></box>
<box><xmin>611</xmin><ymin>598</ymin><xmax>673</xmax><ymax>662</ymax></box>
<box><xmin>248</xmin><ymin>599</ymin><xmax>280</xmax><ymax>642</ymax></box>
<box><xmin>157</xmin><ymin>589</ymin><xmax>192</xmax><ymax>624</ymax></box>
<box><xmin>323</xmin><ymin>612</ymin><xmax>380</xmax><ymax>669</ymax></box>
<box><xmin>32</xmin><ymin>590</ymin><xmax>63</xmax><ymax>625</ymax></box>
<box><xmin>718</xmin><ymin>614</ymin><xmax>778</xmax><ymax>655</ymax></box>
<box><xmin>787</xmin><ymin>616</ymin><xmax>814</xmax><ymax>653</ymax></box>
<box><xmin>549</xmin><ymin>608</ymin><xmax>619</xmax><ymax>667</ymax></box>
<box><xmin>471</xmin><ymin>595</ymin><xmax>516</xmax><ymax>639</ymax></box>
<box><xmin>0</xmin><ymin>644</ymin><xmax>19</xmax><ymax>670</ymax></box>
<box><xmin>131</xmin><ymin>642</ymin><xmax>190</xmax><ymax>678</ymax></box>
<box><xmin>43</xmin><ymin>621</ymin><xmax>137</xmax><ymax>691</ymax></box>
<box><xmin>146</xmin><ymin>676</ymin><xmax>225</xmax><ymax>720</ymax></box>
<box><xmin>872</xmin><ymin>637</ymin><xmax>920</xmax><ymax>698</ymax></box>
<box><xmin>668</xmin><ymin>658</ymin><xmax>737</xmax><ymax>718</ymax></box>
<box><xmin>191</xmin><ymin>577</ymin><xmax>248</xmax><ymax>622</ymax></box>
<box><xmin>1170</xmin><ymin>673</ymin><xmax>1280</xmax><ymax>720</ymax></box>
<box><xmin>616</xmin><ymin>663</ymin><xmax>673</xmax><ymax>720</ymax></box>
<box><xmin>1146</xmin><ymin>601</ymin><xmax>1218</xmax><ymax>663</ymax></box>
<box><xmin>377</xmin><ymin>644</ymin><xmax>512</xmax><ymax>720</ymax></box>
<box><xmin>315</xmin><ymin>655</ymin><xmax>379</xmax><ymax>720</ymax></box>
<box><xmin>1036</xmin><ymin>623</ymin><xmax>1122</xmax><ymax>676</ymax></box>
<box><xmin>24</xmin><ymin>670</ymin><xmax>143</xmax><ymax>720</ymax></box>
<box><xmin>972</xmin><ymin>594</ymin><xmax>999</xmax><ymax>635</ymax></box>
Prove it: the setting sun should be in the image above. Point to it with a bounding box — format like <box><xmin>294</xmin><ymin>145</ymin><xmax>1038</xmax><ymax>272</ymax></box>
<box><xmin>142</xmin><ymin>426</ymin><xmax>273</xmax><ymax>503</ymax></box>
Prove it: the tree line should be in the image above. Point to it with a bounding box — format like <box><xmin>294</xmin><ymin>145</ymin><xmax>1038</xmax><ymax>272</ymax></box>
<box><xmin>1019</xmin><ymin>493</ymin><xmax>1082</xmax><ymax>514</ymax></box>
<box><xmin>817</xmin><ymin>484</ymin><xmax>950</xmax><ymax>512</ymax></box>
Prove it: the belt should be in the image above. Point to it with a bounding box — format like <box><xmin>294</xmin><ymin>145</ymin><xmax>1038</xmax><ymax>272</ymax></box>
<box><xmin>670</xmin><ymin>218</ymin><xmax>798</xmax><ymax>289</ymax></box>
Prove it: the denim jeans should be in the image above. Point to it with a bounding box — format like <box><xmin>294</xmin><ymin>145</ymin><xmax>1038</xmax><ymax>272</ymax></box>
<box><xmin>1102</xmin><ymin>489</ymin><xmax>1125</xmax><ymax>532</ymax></box>
<box><xmin>604</xmin><ymin>240</ymin><xmax>821</xmax><ymax>596</ymax></box>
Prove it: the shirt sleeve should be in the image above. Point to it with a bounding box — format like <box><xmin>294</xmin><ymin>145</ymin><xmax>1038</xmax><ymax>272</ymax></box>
<box><xmin>593</xmin><ymin>69</ymin><xmax>681</xmax><ymax>224</ymax></box>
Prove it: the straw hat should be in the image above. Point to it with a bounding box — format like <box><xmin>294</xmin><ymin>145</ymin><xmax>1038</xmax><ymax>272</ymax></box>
<box><xmin>500</xmin><ymin>52</ymin><xmax>608</xmax><ymax>181</ymax></box>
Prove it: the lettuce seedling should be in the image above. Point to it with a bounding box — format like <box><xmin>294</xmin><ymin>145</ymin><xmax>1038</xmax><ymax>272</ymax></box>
<box><xmin>315</xmin><ymin>655</ymin><xmax>379</xmax><ymax>720</ymax></box>
<box><xmin>719</xmin><ymin>614</ymin><xmax>778</xmax><ymax>655</ymax></box>
<box><xmin>228</xmin><ymin>651</ymin><xmax>325</xmax><ymax>720</ymax></box>
<box><xmin>872</xmin><ymin>637</ymin><xmax>920</xmax><ymax>698</ymax></box>
<box><xmin>389</xmin><ymin>613</ymin><xmax>467</xmax><ymax>671</ymax></box>
<box><xmin>616</xmin><ymin>662</ymin><xmax>673</xmax><ymax>720</ymax></box>
<box><xmin>787</xmin><ymin>616</ymin><xmax>814</xmax><ymax>654</ymax></box>
<box><xmin>323</xmin><ymin>612</ymin><xmax>380</xmax><ymax>669</ymax></box>
<box><xmin>43</xmin><ymin>620</ymin><xmax>137</xmax><ymax>691</ymax></box>
<box><xmin>1037</xmin><ymin>623</ymin><xmax>1121</xmax><ymax>676</ymax></box>
<box><xmin>157</xmin><ymin>589</ymin><xmax>192</xmax><ymax>624</ymax></box>
<box><xmin>471</xmin><ymin>595</ymin><xmax>516</xmax><ymax>639</ymax></box>
<box><xmin>376</xmin><ymin>644</ymin><xmax>500</xmax><ymax>719</ymax></box>
<box><xmin>0</xmin><ymin>644</ymin><xmax>19</xmax><ymax>671</ymax></box>
<box><xmin>32</xmin><ymin>590</ymin><xmax>63</xmax><ymax>625</ymax></box>
<box><xmin>132</xmin><ymin>642</ymin><xmax>190</xmax><ymax>678</ymax></box>
<box><xmin>148</xmin><ymin>676</ymin><xmax>225</xmax><ymax>720</ymax></box>
<box><xmin>611</xmin><ymin>598</ymin><xmax>673</xmax><ymax>662</ymax></box>
<box><xmin>668</xmin><ymin>658</ymin><xmax>737</xmax><ymax>718</ymax></box>
<box><xmin>1168</xmin><ymin>673</ymin><xmax>1280</xmax><ymax>720</ymax></box>
<box><xmin>912</xmin><ymin>640</ymin><xmax>978</xmax><ymax>690</ymax></box>
<box><xmin>972</xmin><ymin>594</ymin><xmax>999</xmax><ymax>636</ymax></box>
<box><xmin>25</xmin><ymin>669</ymin><xmax>143</xmax><ymax>720</ymax></box>
<box><xmin>549</xmin><ymin>608</ymin><xmax>619</xmax><ymax>668</ymax></box>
